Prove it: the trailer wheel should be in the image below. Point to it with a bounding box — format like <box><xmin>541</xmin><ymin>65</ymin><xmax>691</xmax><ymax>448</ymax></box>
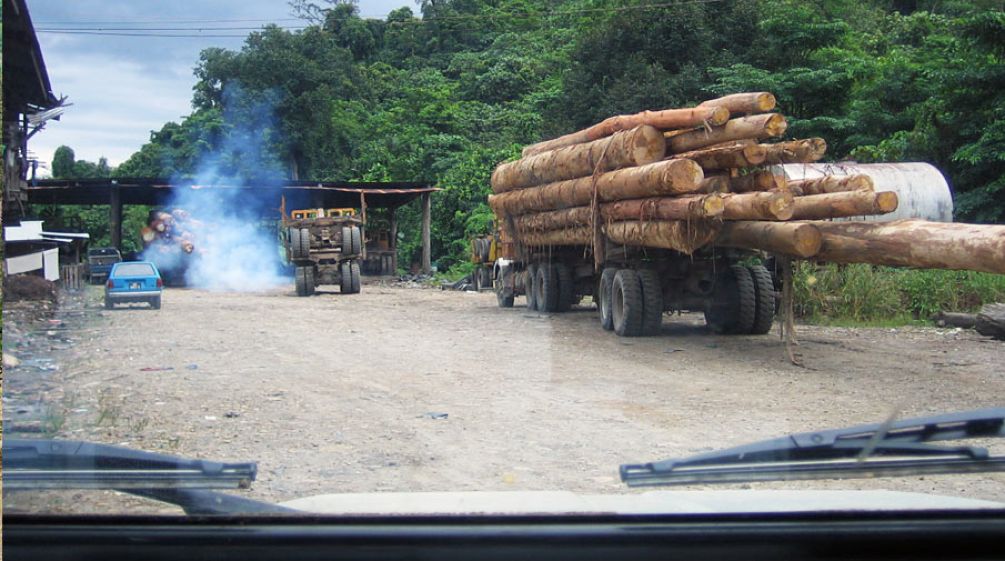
<box><xmin>638</xmin><ymin>269</ymin><xmax>663</xmax><ymax>336</ymax></box>
<box><xmin>299</xmin><ymin>228</ymin><xmax>311</xmax><ymax>258</ymax></box>
<box><xmin>339</xmin><ymin>261</ymin><xmax>352</xmax><ymax>293</ymax></box>
<box><xmin>555</xmin><ymin>263</ymin><xmax>575</xmax><ymax>312</ymax></box>
<box><xmin>536</xmin><ymin>263</ymin><xmax>559</xmax><ymax>312</ymax></box>
<box><xmin>341</xmin><ymin>226</ymin><xmax>353</xmax><ymax>255</ymax></box>
<box><xmin>612</xmin><ymin>269</ymin><xmax>643</xmax><ymax>337</ymax></box>
<box><xmin>350</xmin><ymin>261</ymin><xmax>361</xmax><ymax>294</ymax></box>
<box><xmin>481</xmin><ymin>267</ymin><xmax>492</xmax><ymax>290</ymax></box>
<box><xmin>481</xmin><ymin>239</ymin><xmax>491</xmax><ymax>262</ymax></box>
<box><xmin>295</xmin><ymin>266</ymin><xmax>310</xmax><ymax>297</ymax></box>
<box><xmin>748</xmin><ymin>264</ymin><xmax>776</xmax><ymax>335</ymax></box>
<box><xmin>704</xmin><ymin>265</ymin><xmax>756</xmax><ymax>334</ymax></box>
<box><xmin>290</xmin><ymin>227</ymin><xmax>304</xmax><ymax>259</ymax></box>
<box><xmin>598</xmin><ymin>267</ymin><xmax>617</xmax><ymax>330</ymax></box>
<box><xmin>526</xmin><ymin>264</ymin><xmax>539</xmax><ymax>310</ymax></box>
<box><xmin>351</xmin><ymin>226</ymin><xmax>362</xmax><ymax>255</ymax></box>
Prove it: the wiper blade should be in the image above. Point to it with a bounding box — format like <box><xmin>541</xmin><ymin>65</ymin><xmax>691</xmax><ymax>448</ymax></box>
<box><xmin>2</xmin><ymin>438</ymin><xmax>257</xmax><ymax>490</ymax></box>
<box><xmin>621</xmin><ymin>407</ymin><xmax>1005</xmax><ymax>487</ymax></box>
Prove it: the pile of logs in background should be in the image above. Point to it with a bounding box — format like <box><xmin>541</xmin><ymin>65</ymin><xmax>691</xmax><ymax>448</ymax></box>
<box><xmin>141</xmin><ymin>209</ymin><xmax>201</xmax><ymax>255</ymax></box>
<box><xmin>489</xmin><ymin>92</ymin><xmax>1005</xmax><ymax>275</ymax></box>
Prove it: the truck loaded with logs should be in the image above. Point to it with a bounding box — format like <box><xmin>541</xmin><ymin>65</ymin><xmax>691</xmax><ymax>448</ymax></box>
<box><xmin>283</xmin><ymin>207</ymin><xmax>363</xmax><ymax>297</ymax></box>
<box><xmin>489</xmin><ymin>92</ymin><xmax>1005</xmax><ymax>337</ymax></box>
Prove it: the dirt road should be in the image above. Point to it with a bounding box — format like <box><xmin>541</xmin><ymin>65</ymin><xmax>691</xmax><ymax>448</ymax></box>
<box><xmin>4</xmin><ymin>280</ymin><xmax>1004</xmax><ymax>512</ymax></box>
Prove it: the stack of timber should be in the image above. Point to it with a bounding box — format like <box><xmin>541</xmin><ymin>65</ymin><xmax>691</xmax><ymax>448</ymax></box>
<box><xmin>141</xmin><ymin>208</ymin><xmax>201</xmax><ymax>257</ymax></box>
<box><xmin>489</xmin><ymin>92</ymin><xmax>1005</xmax><ymax>274</ymax></box>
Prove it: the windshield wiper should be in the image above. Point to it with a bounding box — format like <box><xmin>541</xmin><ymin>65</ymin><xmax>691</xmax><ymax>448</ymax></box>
<box><xmin>3</xmin><ymin>438</ymin><xmax>296</xmax><ymax>514</ymax></box>
<box><xmin>620</xmin><ymin>407</ymin><xmax>1005</xmax><ymax>487</ymax></box>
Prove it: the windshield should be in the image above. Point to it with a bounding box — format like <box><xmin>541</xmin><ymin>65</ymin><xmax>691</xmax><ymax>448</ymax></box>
<box><xmin>3</xmin><ymin>0</ymin><xmax>1005</xmax><ymax>519</ymax></box>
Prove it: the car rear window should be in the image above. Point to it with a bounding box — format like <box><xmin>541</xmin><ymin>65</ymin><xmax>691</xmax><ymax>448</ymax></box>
<box><xmin>114</xmin><ymin>263</ymin><xmax>156</xmax><ymax>277</ymax></box>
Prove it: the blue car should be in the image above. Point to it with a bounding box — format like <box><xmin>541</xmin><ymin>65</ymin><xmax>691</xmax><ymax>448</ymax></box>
<box><xmin>104</xmin><ymin>261</ymin><xmax>163</xmax><ymax>309</ymax></box>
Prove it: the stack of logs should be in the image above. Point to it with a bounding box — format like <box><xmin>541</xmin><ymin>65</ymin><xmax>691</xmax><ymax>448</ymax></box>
<box><xmin>488</xmin><ymin>92</ymin><xmax>1005</xmax><ymax>275</ymax></box>
<box><xmin>141</xmin><ymin>209</ymin><xmax>200</xmax><ymax>255</ymax></box>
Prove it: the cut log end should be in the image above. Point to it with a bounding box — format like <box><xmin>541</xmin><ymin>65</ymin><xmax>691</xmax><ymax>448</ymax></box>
<box><xmin>708</xmin><ymin>106</ymin><xmax>731</xmax><ymax>126</ymax></box>
<box><xmin>632</xmin><ymin>125</ymin><xmax>669</xmax><ymax>165</ymax></box>
<box><xmin>876</xmin><ymin>191</ymin><xmax>899</xmax><ymax>213</ymax></box>
<box><xmin>763</xmin><ymin>113</ymin><xmax>788</xmax><ymax>137</ymax></box>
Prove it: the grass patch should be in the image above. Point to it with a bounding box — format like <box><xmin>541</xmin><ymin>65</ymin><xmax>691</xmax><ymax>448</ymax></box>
<box><xmin>794</xmin><ymin>263</ymin><xmax>1005</xmax><ymax>325</ymax></box>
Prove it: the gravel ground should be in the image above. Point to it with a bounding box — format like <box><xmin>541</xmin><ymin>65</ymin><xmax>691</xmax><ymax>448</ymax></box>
<box><xmin>4</xmin><ymin>280</ymin><xmax>1004</xmax><ymax>514</ymax></box>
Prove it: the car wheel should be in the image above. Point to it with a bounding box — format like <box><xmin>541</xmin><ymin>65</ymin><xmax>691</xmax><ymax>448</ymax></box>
<box><xmin>104</xmin><ymin>296</ymin><xmax>113</xmax><ymax>310</ymax></box>
<box><xmin>151</xmin><ymin>296</ymin><xmax>162</xmax><ymax>310</ymax></box>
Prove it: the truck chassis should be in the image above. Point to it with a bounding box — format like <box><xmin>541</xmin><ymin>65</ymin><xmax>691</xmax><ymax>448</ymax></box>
<box><xmin>284</xmin><ymin>216</ymin><xmax>363</xmax><ymax>297</ymax></box>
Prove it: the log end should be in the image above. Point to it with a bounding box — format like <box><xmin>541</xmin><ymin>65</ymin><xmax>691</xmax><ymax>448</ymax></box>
<box><xmin>851</xmin><ymin>174</ymin><xmax>875</xmax><ymax>192</ymax></box>
<box><xmin>664</xmin><ymin>158</ymin><xmax>705</xmax><ymax>192</ymax></box>
<box><xmin>633</xmin><ymin>125</ymin><xmax>668</xmax><ymax>164</ymax></box>
<box><xmin>708</xmin><ymin>106</ymin><xmax>730</xmax><ymax>126</ymax></box>
<box><xmin>876</xmin><ymin>191</ymin><xmax>899</xmax><ymax>213</ymax></box>
<box><xmin>755</xmin><ymin>92</ymin><xmax>777</xmax><ymax>112</ymax></box>
<box><xmin>768</xmin><ymin>191</ymin><xmax>795</xmax><ymax>221</ymax></box>
<box><xmin>703</xmin><ymin>194</ymin><xmax>726</xmax><ymax>217</ymax></box>
<box><xmin>764</xmin><ymin>113</ymin><xmax>788</xmax><ymax>138</ymax></box>
<box><xmin>742</xmin><ymin>144</ymin><xmax>768</xmax><ymax>166</ymax></box>
<box><xmin>791</xmin><ymin>223</ymin><xmax>823</xmax><ymax>258</ymax></box>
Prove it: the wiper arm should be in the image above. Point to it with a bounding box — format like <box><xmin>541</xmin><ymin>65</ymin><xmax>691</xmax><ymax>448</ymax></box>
<box><xmin>621</xmin><ymin>407</ymin><xmax>1005</xmax><ymax>487</ymax></box>
<box><xmin>3</xmin><ymin>438</ymin><xmax>257</xmax><ymax>490</ymax></box>
<box><xmin>2</xmin><ymin>438</ymin><xmax>297</xmax><ymax>515</ymax></box>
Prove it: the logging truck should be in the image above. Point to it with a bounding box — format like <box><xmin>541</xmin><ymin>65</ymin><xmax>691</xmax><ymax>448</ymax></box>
<box><xmin>283</xmin><ymin>208</ymin><xmax>363</xmax><ymax>297</ymax></box>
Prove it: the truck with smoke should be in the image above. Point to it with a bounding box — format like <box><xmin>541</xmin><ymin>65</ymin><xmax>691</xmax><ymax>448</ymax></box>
<box><xmin>283</xmin><ymin>208</ymin><xmax>363</xmax><ymax>296</ymax></box>
<box><xmin>140</xmin><ymin>209</ymin><xmax>200</xmax><ymax>285</ymax></box>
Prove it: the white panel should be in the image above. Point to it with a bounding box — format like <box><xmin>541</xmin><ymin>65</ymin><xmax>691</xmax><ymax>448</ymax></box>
<box><xmin>43</xmin><ymin>248</ymin><xmax>60</xmax><ymax>281</ymax></box>
<box><xmin>5</xmin><ymin>252</ymin><xmax>44</xmax><ymax>275</ymax></box>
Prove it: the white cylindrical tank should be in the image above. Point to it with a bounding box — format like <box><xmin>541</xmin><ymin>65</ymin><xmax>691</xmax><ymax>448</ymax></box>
<box><xmin>777</xmin><ymin>162</ymin><xmax>954</xmax><ymax>223</ymax></box>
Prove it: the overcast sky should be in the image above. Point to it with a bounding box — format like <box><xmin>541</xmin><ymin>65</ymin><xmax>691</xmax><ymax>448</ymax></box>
<box><xmin>27</xmin><ymin>1</ymin><xmax>414</xmax><ymax>175</ymax></box>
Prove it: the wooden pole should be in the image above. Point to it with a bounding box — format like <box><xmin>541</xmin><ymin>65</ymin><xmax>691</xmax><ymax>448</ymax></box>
<box><xmin>811</xmin><ymin>219</ymin><xmax>1005</xmax><ymax>274</ymax></box>
<box><xmin>109</xmin><ymin>185</ymin><xmax>122</xmax><ymax>250</ymax></box>
<box><xmin>698</xmin><ymin>92</ymin><xmax>777</xmax><ymax>114</ymax></box>
<box><xmin>421</xmin><ymin>192</ymin><xmax>431</xmax><ymax>274</ymax></box>
<box><xmin>488</xmin><ymin>158</ymin><xmax>703</xmax><ymax>216</ymax></box>
<box><xmin>668</xmin><ymin>114</ymin><xmax>787</xmax><ymax>154</ymax></box>
<box><xmin>789</xmin><ymin>191</ymin><xmax>898</xmax><ymax>220</ymax></box>
<box><xmin>492</xmin><ymin>125</ymin><xmax>666</xmax><ymax>193</ymax></box>
<box><xmin>521</xmin><ymin>106</ymin><xmax>729</xmax><ymax>157</ymax></box>
<box><xmin>715</xmin><ymin>221</ymin><xmax>822</xmax><ymax>258</ymax></box>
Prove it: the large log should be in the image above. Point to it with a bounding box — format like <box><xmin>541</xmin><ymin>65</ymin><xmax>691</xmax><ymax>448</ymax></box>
<box><xmin>492</xmin><ymin>126</ymin><xmax>666</xmax><ymax>193</ymax></box>
<box><xmin>673</xmin><ymin>143</ymin><xmax>767</xmax><ymax>171</ymax></box>
<box><xmin>521</xmin><ymin>107</ymin><xmax>729</xmax><ymax>157</ymax></box>
<box><xmin>721</xmin><ymin>191</ymin><xmax>794</xmax><ymax>221</ymax></box>
<box><xmin>516</xmin><ymin>220</ymin><xmax>720</xmax><ymax>254</ymax></box>
<box><xmin>715</xmin><ymin>221</ymin><xmax>822</xmax><ymax>258</ymax></box>
<box><xmin>488</xmin><ymin>158</ymin><xmax>703</xmax><ymax>216</ymax></box>
<box><xmin>931</xmin><ymin>311</ymin><xmax>978</xmax><ymax>329</ymax></box>
<box><xmin>760</xmin><ymin>138</ymin><xmax>828</xmax><ymax>165</ymax></box>
<box><xmin>698</xmin><ymin>174</ymin><xmax>731</xmax><ymax>193</ymax></box>
<box><xmin>811</xmin><ymin>219</ymin><xmax>1005</xmax><ymax>274</ymax></box>
<box><xmin>668</xmin><ymin>114</ymin><xmax>787</xmax><ymax>154</ymax></box>
<box><xmin>698</xmin><ymin>92</ymin><xmax>777</xmax><ymax>114</ymax></box>
<box><xmin>513</xmin><ymin>195</ymin><xmax>725</xmax><ymax>232</ymax></box>
<box><xmin>975</xmin><ymin>303</ymin><xmax>1005</xmax><ymax>340</ymax></box>
<box><xmin>789</xmin><ymin>175</ymin><xmax>873</xmax><ymax>196</ymax></box>
<box><xmin>790</xmin><ymin>191</ymin><xmax>898</xmax><ymax>220</ymax></box>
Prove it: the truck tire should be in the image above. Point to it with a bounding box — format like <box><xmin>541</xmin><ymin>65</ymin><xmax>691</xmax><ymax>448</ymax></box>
<box><xmin>341</xmin><ymin>226</ymin><xmax>353</xmax><ymax>255</ymax></box>
<box><xmin>481</xmin><ymin>239</ymin><xmax>491</xmax><ymax>262</ymax></box>
<box><xmin>299</xmin><ymin>228</ymin><xmax>311</xmax><ymax>258</ymax></box>
<box><xmin>638</xmin><ymin>269</ymin><xmax>663</xmax><ymax>336</ymax></box>
<box><xmin>554</xmin><ymin>263</ymin><xmax>575</xmax><ymax>312</ymax></box>
<box><xmin>496</xmin><ymin>275</ymin><xmax>515</xmax><ymax>308</ymax></box>
<box><xmin>104</xmin><ymin>296</ymin><xmax>113</xmax><ymax>309</ymax></box>
<box><xmin>612</xmin><ymin>269</ymin><xmax>643</xmax><ymax>337</ymax></box>
<box><xmin>290</xmin><ymin>227</ymin><xmax>304</xmax><ymax>259</ymax></box>
<box><xmin>351</xmin><ymin>226</ymin><xmax>362</xmax><ymax>255</ymax></box>
<box><xmin>481</xmin><ymin>267</ymin><xmax>492</xmax><ymax>290</ymax></box>
<box><xmin>339</xmin><ymin>261</ymin><xmax>352</xmax><ymax>293</ymax></box>
<box><xmin>598</xmin><ymin>267</ymin><xmax>617</xmax><ymax>331</ymax></box>
<box><xmin>295</xmin><ymin>266</ymin><xmax>310</xmax><ymax>297</ymax></box>
<box><xmin>704</xmin><ymin>265</ymin><xmax>756</xmax><ymax>334</ymax></box>
<box><xmin>537</xmin><ymin>263</ymin><xmax>560</xmax><ymax>313</ymax></box>
<box><xmin>525</xmin><ymin>264</ymin><xmax>539</xmax><ymax>311</ymax></box>
<box><xmin>350</xmin><ymin>261</ymin><xmax>361</xmax><ymax>294</ymax></box>
<box><xmin>748</xmin><ymin>264</ymin><xmax>776</xmax><ymax>335</ymax></box>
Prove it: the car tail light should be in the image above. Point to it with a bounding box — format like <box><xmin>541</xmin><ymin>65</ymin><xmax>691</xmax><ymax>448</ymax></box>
<box><xmin>106</xmin><ymin>280</ymin><xmax>114</xmax><ymax>288</ymax></box>
<box><xmin>156</xmin><ymin>278</ymin><xmax>163</xmax><ymax>288</ymax></box>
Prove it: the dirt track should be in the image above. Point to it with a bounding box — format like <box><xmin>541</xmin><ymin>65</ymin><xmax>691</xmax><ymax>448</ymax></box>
<box><xmin>4</xmin><ymin>280</ymin><xmax>1005</xmax><ymax>513</ymax></box>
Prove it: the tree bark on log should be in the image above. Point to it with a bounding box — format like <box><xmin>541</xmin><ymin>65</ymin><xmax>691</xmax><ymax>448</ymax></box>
<box><xmin>715</xmin><ymin>221</ymin><xmax>822</xmax><ymax>258</ymax></box>
<box><xmin>789</xmin><ymin>191</ymin><xmax>898</xmax><ymax>220</ymax></box>
<box><xmin>729</xmin><ymin>171</ymin><xmax>787</xmax><ymax>193</ymax></box>
<box><xmin>515</xmin><ymin>220</ymin><xmax>720</xmax><ymax>254</ymax></box>
<box><xmin>811</xmin><ymin>219</ymin><xmax>1005</xmax><ymax>274</ymax></box>
<box><xmin>721</xmin><ymin>191</ymin><xmax>795</xmax><ymax>221</ymax></box>
<box><xmin>489</xmin><ymin>159</ymin><xmax>703</xmax><ymax>216</ymax></box>
<box><xmin>697</xmin><ymin>92</ymin><xmax>777</xmax><ymax>115</ymax></box>
<box><xmin>760</xmin><ymin>138</ymin><xmax>828</xmax><ymax>165</ymax></box>
<box><xmin>975</xmin><ymin>303</ymin><xmax>1005</xmax><ymax>340</ymax></box>
<box><xmin>512</xmin><ymin>195</ymin><xmax>725</xmax><ymax>232</ymax></box>
<box><xmin>673</xmin><ymin>143</ymin><xmax>767</xmax><ymax>171</ymax></box>
<box><xmin>521</xmin><ymin>107</ymin><xmax>729</xmax><ymax>157</ymax></box>
<box><xmin>668</xmin><ymin>114</ymin><xmax>787</xmax><ymax>154</ymax></box>
<box><xmin>788</xmin><ymin>175</ymin><xmax>874</xmax><ymax>196</ymax></box>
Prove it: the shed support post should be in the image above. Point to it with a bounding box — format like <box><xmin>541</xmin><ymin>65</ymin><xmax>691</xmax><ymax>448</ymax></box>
<box><xmin>390</xmin><ymin>205</ymin><xmax>398</xmax><ymax>274</ymax></box>
<box><xmin>109</xmin><ymin>186</ymin><xmax>122</xmax><ymax>250</ymax></box>
<box><xmin>421</xmin><ymin>192</ymin><xmax>431</xmax><ymax>274</ymax></box>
